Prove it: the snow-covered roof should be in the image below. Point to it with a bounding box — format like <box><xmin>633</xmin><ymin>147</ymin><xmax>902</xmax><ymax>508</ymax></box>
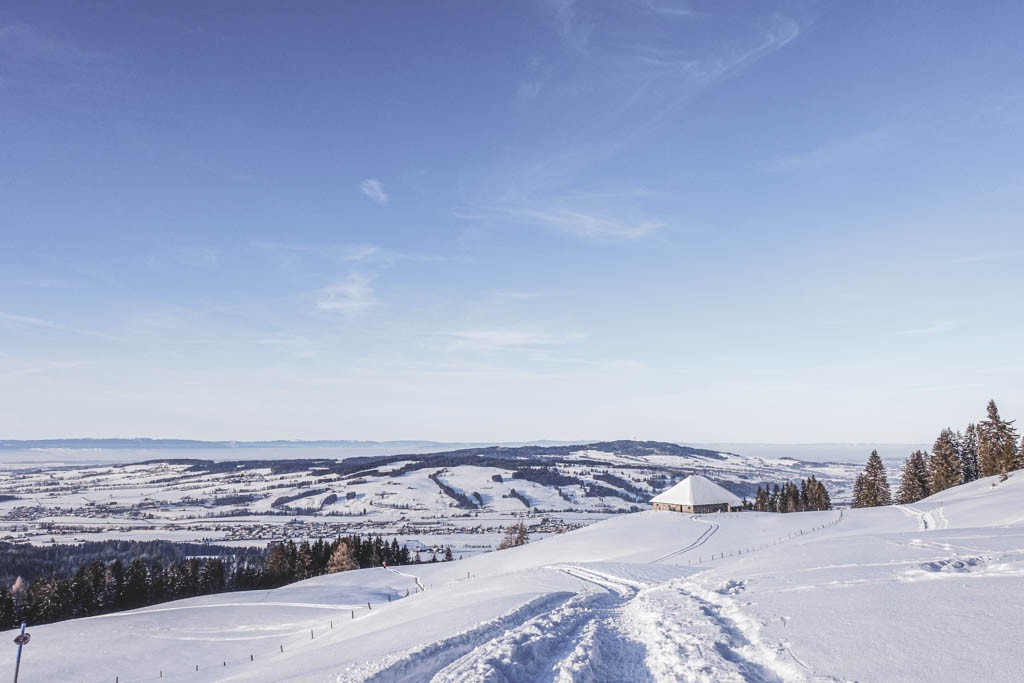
<box><xmin>650</xmin><ymin>474</ymin><xmax>743</xmax><ymax>507</ymax></box>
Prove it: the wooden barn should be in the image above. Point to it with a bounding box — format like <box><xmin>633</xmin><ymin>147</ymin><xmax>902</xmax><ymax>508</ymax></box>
<box><xmin>650</xmin><ymin>474</ymin><xmax>744</xmax><ymax>513</ymax></box>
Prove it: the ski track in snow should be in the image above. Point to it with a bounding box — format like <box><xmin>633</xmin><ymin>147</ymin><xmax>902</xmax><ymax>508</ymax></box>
<box><xmin>629</xmin><ymin>578</ymin><xmax>829</xmax><ymax>683</ymax></box>
<box><xmin>350</xmin><ymin>592</ymin><xmax>577</xmax><ymax>683</ymax></box>
<box><xmin>897</xmin><ymin>504</ymin><xmax>937</xmax><ymax>531</ymax></box>
<box><xmin>649</xmin><ymin>518</ymin><xmax>719</xmax><ymax>564</ymax></box>
<box><xmin>428</xmin><ymin>566</ymin><xmax>646</xmax><ymax>683</ymax></box>
<box><xmin>386</xmin><ymin>566</ymin><xmax>425</xmax><ymax>592</ymax></box>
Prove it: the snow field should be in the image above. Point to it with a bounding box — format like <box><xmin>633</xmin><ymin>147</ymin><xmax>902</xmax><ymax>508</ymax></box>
<box><xmin>11</xmin><ymin>472</ymin><xmax>1024</xmax><ymax>682</ymax></box>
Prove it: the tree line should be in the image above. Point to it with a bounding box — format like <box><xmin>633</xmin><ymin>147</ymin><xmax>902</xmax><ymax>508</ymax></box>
<box><xmin>853</xmin><ymin>399</ymin><xmax>1021</xmax><ymax>508</ymax></box>
<box><xmin>0</xmin><ymin>533</ymin><xmax>430</xmax><ymax>630</ymax></box>
<box><xmin>0</xmin><ymin>539</ymin><xmax>266</xmax><ymax>587</ymax></box>
<box><xmin>751</xmin><ymin>476</ymin><xmax>832</xmax><ymax>513</ymax></box>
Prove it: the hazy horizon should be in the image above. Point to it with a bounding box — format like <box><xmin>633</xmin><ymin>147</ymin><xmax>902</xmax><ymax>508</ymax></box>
<box><xmin>0</xmin><ymin>437</ymin><xmax>930</xmax><ymax>465</ymax></box>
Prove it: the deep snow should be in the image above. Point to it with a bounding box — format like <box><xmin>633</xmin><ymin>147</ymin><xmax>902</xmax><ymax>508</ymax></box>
<box><xmin>10</xmin><ymin>472</ymin><xmax>1024</xmax><ymax>682</ymax></box>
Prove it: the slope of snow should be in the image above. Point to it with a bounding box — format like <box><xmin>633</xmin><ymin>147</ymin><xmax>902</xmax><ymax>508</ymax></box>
<box><xmin>11</xmin><ymin>473</ymin><xmax>1024</xmax><ymax>682</ymax></box>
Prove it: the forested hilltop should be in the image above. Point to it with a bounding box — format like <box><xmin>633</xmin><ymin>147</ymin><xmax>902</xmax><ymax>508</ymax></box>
<box><xmin>0</xmin><ymin>534</ymin><xmax>437</xmax><ymax>630</ymax></box>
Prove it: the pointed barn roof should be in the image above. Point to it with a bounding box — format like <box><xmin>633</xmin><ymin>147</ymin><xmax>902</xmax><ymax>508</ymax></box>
<box><xmin>650</xmin><ymin>474</ymin><xmax>743</xmax><ymax>507</ymax></box>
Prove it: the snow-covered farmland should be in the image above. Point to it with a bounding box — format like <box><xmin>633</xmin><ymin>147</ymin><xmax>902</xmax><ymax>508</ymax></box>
<box><xmin>0</xmin><ymin>442</ymin><xmax>860</xmax><ymax>553</ymax></box>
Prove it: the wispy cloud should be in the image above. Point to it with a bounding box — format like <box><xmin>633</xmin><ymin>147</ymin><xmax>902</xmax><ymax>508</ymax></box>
<box><xmin>315</xmin><ymin>273</ymin><xmax>378</xmax><ymax>316</ymax></box>
<box><xmin>0</xmin><ymin>311</ymin><xmax>121</xmax><ymax>341</ymax></box>
<box><xmin>943</xmin><ymin>250</ymin><xmax>1023</xmax><ymax>266</ymax></box>
<box><xmin>360</xmin><ymin>178</ymin><xmax>389</xmax><ymax>205</ymax></box>
<box><xmin>468</xmin><ymin>6</ymin><xmax>801</xmax><ymax>245</ymax></box>
<box><xmin>642</xmin><ymin>1</ymin><xmax>699</xmax><ymax>19</ymax></box>
<box><xmin>250</xmin><ymin>241</ymin><xmax>442</xmax><ymax>267</ymax></box>
<box><xmin>461</xmin><ymin>204</ymin><xmax>664</xmax><ymax>241</ymax></box>
<box><xmin>445</xmin><ymin>328</ymin><xmax>589</xmax><ymax>352</ymax></box>
<box><xmin>895</xmin><ymin>322</ymin><xmax>955</xmax><ymax>337</ymax></box>
<box><xmin>765</xmin><ymin>128</ymin><xmax>895</xmax><ymax>173</ymax></box>
<box><xmin>158</xmin><ymin>245</ymin><xmax>221</xmax><ymax>268</ymax></box>
<box><xmin>0</xmin><ymin>23</ymin><xmax>103</xmax><ymax>69</ymax></box>
<box><xmin>494</xmin><ymin>289</ymin><xmax>553</xmax><ymax>301</ymax></box>
<box><xmin>1</xmin><ymin>358</ymin><xmax>95</xmax><ymax>378</ymax></box>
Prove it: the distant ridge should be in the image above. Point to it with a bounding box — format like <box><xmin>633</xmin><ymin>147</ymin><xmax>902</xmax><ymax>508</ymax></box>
<box><xmin>0</xmin><ymin>438</ymin><xmax>580</xmax><ymax>451</ymax></box>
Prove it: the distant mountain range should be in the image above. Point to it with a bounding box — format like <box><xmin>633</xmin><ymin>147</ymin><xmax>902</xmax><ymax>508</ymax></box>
<box><xmin>0</xmin><ymin>438</ymin><xmax>577</xmax><ymax>451</ymax></box>
<box><xmin>0</xmin><ymin>438</ymin><xmax>929</xmax><ymax>465</ymax></box>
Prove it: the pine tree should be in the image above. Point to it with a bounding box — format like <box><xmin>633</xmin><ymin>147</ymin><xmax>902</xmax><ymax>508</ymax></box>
<box><xmin>854</xmin><ymin>451</ymin><xmax>892</xmax><ymax>507</ymax></box>
<box><xmin>265</xmin><ymin>543</ymin><xmax>292</xmax><ymax>584</ymax></box>
<box><xmin>122</xmin><ymin>558</ymin><xmax>149</xmax><ymax>609</ymax></box>
<box><xmin>812</xmin><ymin>477</ymin><xmax>832</xmax><ymax>510</ymax></box>
<box><xmin>929</xmin><ymin>428</ymin><xmax>963</xmax><ymax>493</ymax></box>
<box><xmin>754</xmin><ymin>486</ymin><xmax>768</xmax><ymax>512</ymax></box>
<box><xmin>69</xmin><ymin>564</ymin><xmax>97</xmax><ymax>617</ymax></box>
<box><xmin>30</xmin><ymin>575</ymin><xmax>70</xmax><ymax>624</ymax></box>
<box><xmin>852</xmin><ymin>473</ymin><xmax>866</xmax><ymax>508</ymax></box>
<box><xmin>148</xmin><ymin>558</ymin><xmax>166</xmax><ymax>603</ymax></box>
<box><xmin>0</xmin><ymin>586</ymin><xmax>13</xmax><ymax>630</ymax></box>
<box><xmin>199</xmin><ymin>559</ymin><xmax>225</xmax><ymax>594</ymax></box>
<box><xmin>959</xmin><ymin>424</ymin><xmax>980</xmax><ymax>483</ymax></box>
<box><xmin>104</xmin><ymin>559</ymin><xmax>125</xmax><ymax>611</ymax></box>
<box><xmin>978</xmin><ymin>400</ymin><xmax>1020</xmax><ymax>476</ymax></box>
<box><xmin>896</xmin><ymin>450</ymin><xmax>930</xmax><ymax>504</ymax></box>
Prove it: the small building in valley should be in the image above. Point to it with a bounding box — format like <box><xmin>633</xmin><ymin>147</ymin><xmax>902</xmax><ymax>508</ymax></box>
<box><xmin>650</xmin><ymin>474</ymin><xmax>744</xmax><ymax>513</ymax></box>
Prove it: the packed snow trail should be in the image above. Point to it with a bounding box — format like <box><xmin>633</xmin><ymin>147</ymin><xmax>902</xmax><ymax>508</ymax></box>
<box><xmin>365</xmin><ymin>562</ymin><xmax>813</xmax><ymax>683</ymax></box>
<box><xmin>429</xmin><ymin>565</ymin><xmax>646</xmax><ymax>683</ymax></box>
<box><xmin>386</xmin><ymin>566</ymin><xmax>425</xmax><ymax>592</ymax></box>
<box><xmin>649</xmin><ymin>518</ymin><xmax>719</xmax><ymax>564</ymax></box>
<box><xmin>898</xmin><ymin>504</ymin><xmax>939</xmax><ymax>531</ymax></box>
<box><xmin>359</xmin><ymin>592</ymin><xmax>577</xmax><ymax>682</ymax></box>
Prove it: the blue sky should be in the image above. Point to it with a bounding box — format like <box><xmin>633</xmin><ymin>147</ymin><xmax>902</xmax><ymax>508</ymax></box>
<box><xmin>1</xmin><ymin>1</ymin><xmax>1022</xmax><ymax>442</ymax></box>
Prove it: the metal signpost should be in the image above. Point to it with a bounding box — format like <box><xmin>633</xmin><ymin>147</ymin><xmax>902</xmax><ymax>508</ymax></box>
<box><xmin>13</xmin><ymin>623</ymin><xmax>30</xmax><ymax>683</ymax></box>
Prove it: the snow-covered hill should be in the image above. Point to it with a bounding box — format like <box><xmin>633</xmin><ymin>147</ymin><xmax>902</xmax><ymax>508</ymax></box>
<box><xmin>13</xmin><ymin>471</ymin><xmax>1024</xmax><ymax>682</ymax></box>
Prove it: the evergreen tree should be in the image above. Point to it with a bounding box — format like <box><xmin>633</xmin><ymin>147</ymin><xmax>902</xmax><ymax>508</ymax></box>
<box><xmin>103</xmin><ymin>559</ymin><xmax>125</xmax><ymax>611</ymax></box>
<box><xmin>123</xmin><ymin>558</ymin><xmax>149</xmax><ymax>609</ymax></box>
<box><xmin>148</xmin><ymin>558</ymin><xmax>166</xmax><ymax>604</ymax></box>
<box><xmin>929</xmin><ymin>428</ymin><xmax>963</xmax><ymax>493</ymax></box>
<box><xmin>265</xmin><ymin>543</ymin><xmax>292</xmax><ymax>585</ymax></box>
<box><xmin>852</xmin><ymin>474</ymin><xmax>866</xmax><ymax>508</ymax></box>
<box><xmin>810</xmin><ymin>476</ymin><xmax>832</xmax><ymax>511</ymax></box>
<box><xmin>297</xmin><ymin>540</ymin><xmax>315</xmax><ymax>579</ymax></box>
<box><xmin>896</xmin><ymin>450</ymin><xmax>930</xmax><ymax>504</ymax></box>
<box><xmin>978</xmin><ymin>400</ymin><xmax>1020</xmax><ymax>476</ymax></box>
<box><xmin>754</xmin><ymin>486</ymin><xmax>768</xmax><ymax>512</ymax></box>
<box><xmin>69</xmin><ymin>564</ymin><xmax>97</xmax><ymax>617</ymax></box>
<box><xmin>853</xmin><ymin>451</ymin><xmax>892</xmax><ymax>507</ymax></box>
<box><xmin>199</xmin><ymin>559</ymin><xmax>225</xmax><ymax>594</ymax></box>
<box><xmin>959</xmin><ymin>424</ymin><xmax>980</xmax><ymax>483</ymax></box>
<box><xmin>0</xmin><ymin>586</ymin><xmax>13</xmax><ymax>630</ymax></box>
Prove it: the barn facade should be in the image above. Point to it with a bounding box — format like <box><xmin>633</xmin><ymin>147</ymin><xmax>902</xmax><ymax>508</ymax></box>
<box><xmin>650</xmin><ymin>474</ymin><xmax>743</xmax><ymax>513</ymax></box>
